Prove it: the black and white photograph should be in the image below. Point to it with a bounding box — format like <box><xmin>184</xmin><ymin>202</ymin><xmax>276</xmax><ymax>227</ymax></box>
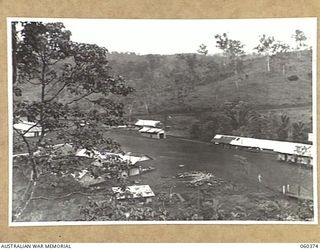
<box><xmin>8</xmin><ymin>17</ymin><xmax>317</xmax><ymax>224</ymax></box>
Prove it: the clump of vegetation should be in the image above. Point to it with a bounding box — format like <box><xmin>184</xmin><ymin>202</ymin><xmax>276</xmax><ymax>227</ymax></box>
<box><xmin>288</xmin><ymin>75</ymin><xmax>299</xmax><ymax>81</ymax></box>
<box><xmin>78</xmin><ymin>178</ymin><xmax>314</xmax><ymax>222</ymax></box>
<box><xmin>189</xmin><ymin>99</ymin><xmax>311</xmax><ymax>143</ymax></box>
<box><xmin>12</xmin><ymin>21</ymin><xmax>134</xmax><ymax>221</ymax></box>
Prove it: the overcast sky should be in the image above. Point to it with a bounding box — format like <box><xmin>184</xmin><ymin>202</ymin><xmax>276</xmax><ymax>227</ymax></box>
<box><xmin>12</xmin><ymin>18</ymin><xmax>317</xmax><ymax>55</ymax></box>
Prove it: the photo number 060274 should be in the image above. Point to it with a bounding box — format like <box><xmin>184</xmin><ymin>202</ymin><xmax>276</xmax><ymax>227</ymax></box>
<box><xmin>8</xmin><ymin>17</ymin><xmax>317</xmax><ymax>225</ymax></box>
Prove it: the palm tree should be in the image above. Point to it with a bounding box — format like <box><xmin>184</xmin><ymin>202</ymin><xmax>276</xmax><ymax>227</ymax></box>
<box><xmin>292</xmin><ymin>121</ymin><xmax>306</xmax><ymax>143</ymax></box>
<box><xmin>277</xmin><ymin>114</ymin><xmax>290</xmax><ymax>140</ymax></box>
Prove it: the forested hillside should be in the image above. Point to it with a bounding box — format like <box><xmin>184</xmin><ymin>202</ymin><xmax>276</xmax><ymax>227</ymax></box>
<box><xmin>108</xmin><ymin>50</ymin><xmax>312</xmax><ymax>115</ymax></box>
<box><xmin>17</xmin><ymin>48</ymin><xmax>313</xmax><ymax>143</ymax></box>
<box><xmin>106</xmin><ymin>50</ymin><xmax>312</xmax><ymax>142</ymax></box>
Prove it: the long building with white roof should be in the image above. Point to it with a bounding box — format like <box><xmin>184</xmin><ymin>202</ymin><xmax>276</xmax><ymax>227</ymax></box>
<box><xmin>211</xmin><ymin>134</ymin><xmax>313</xmax><ymax>166</ymax></box>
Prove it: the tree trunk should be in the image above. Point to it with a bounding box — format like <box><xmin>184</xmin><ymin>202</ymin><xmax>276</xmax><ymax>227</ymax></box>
<box><xmin>128</xmin><ymin>105</ymin><xmax>133</xmax><ymax>123</ymax></box>
<box><xmin>163</xmin><ymin>114</ymin><xmax>167</xmax><ymax>128</ymax></box>
<box><xmin>282</xmin><ymin>64</ymin><xmax>286</xmax><ymax>76</ymax></box>
<box><xmin>234</xmin><ymin>69</ymin><xmax>239</xmax><ymax>89</ymax></box>
<box><xmin>13</xmin><ymin>177</ymin><xmax>37</xmax><ymax>220</ymax></box>
<box><xmin>12</xmin><ymin>22</ymin><xmax>17</xmax><ymax>85</ymax></box>
<box><xmin>266</xmin><ymin>56</ymin><xmax>270</xmax><ymax>72</ymax></box>
<box><xmin>297</xmin><ymin>50</ymin><xmax>301</xmax><ymax>58</ymax></box>
<box><xmin>30</xmin><ymin>156</ymin><xmax>39</xmax><ymax>180</ymax></box>
<box><xmin>144</xmin><ymin>102</ymin><xmax>149</xmax><ymax>114</ymax></box>
<box><xmin>20</xmin><ymin>134</ymin><xmax>39</xmax><ymax>180</ymax></box>
<box><xmin>12</xmin><ymin>132</ymin><xmax>40</xmax><ymax>220</ymax></box>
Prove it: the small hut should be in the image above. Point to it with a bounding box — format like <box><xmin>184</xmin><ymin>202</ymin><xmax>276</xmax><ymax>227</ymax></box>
<box><xmin>13</xmin><ymin>120</ymin><xmax>42</xmax><ymax>137</ymax></box>
<box><xmin>139</xmin><ymin>127</ymin><xmax>166</xmax><ymax>139</ymax></box>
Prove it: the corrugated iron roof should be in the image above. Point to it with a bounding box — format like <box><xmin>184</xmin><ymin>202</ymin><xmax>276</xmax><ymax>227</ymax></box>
<box><xmin>139</xmin><ymin>127</ymin><xmax>151</xmax><ymax>132</ymax></box>
<box><xmin>211</xmin><ymin>134</ymin><xmax>236</xmax><ymax>144</ymax></box>
<box><xmin>139</xmin><ymin>127</ymin><xmax>165</xmax><ymax>134</ymax></box>
<box><xmin>135</xmin><ymin>119</ymin><xmax>161</xmax><ymax>127</ymax></box>
<box><xmin>112</xmin><ymin>185</ymin><xmax>155</xmax><ymax>199</ymax></box>
<box><xmin>76</xmin><ymin>149</ymin><xmax>151</xmax><ymax>164</ymax></box>
<box><xmin>211</xmin><ymin>134</ymin><xmax>313</xmax><ymax>157</ymax></box>
<box><xmin>13</xmin><ymin>121</ymin><xmax>42</xmax><ymax>132</ymax></box>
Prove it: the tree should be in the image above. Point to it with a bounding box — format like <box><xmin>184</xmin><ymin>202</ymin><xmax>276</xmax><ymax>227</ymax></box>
<box><xmin>292</xmin><ymin>121</ymin><xmax>307</xmax><ymax>143</ymax></box>
<box><xmin>123</xmin><ymin>54</ymin><xmax>165</xmax><ymax>114</ymax></box>
<box><xmin>214</xmin><ymin>33</ymin><xmax>245</xmax><ymax>88</ymax></box>
<box><xmin>246</xmin><ymin>112</ymin><xmax>271</xmax><ymax>139</ymax></box>
<box><xmin>125</xmin><ymin>93</ymin><xmax>137</xmax><ymax>123</ymax></box>
<box><xmin>222</xmin><ymin>100</ymin><xmax>252</xmax><ymax>130</ymax></box>
<box><xmin>190</xmin><ymin>100</ymin><xmax>251</xmax><ymax>140</ymax></box>
<box><xmin>254</xmin><ymin>34</ymin><xmax>275</xmax><ymax>72</ymax></box>
<box><xmin>271</xmin><ymin>41</ymin><xmax>290</xmax><ymax>75</ymax></box>
<box><xmin>197</xmin><ymin>44</ymin><xmax>208</xmax><ymax>55</ymax></box>
<box><xmin>138</xmin><ymin>55</ymin><xmax>161</xmax><ymax>113</ymax></box>
<box><xmin>277</xmin><ymin>114</ymin><xmax>290</xmax><ymax>140</ymax></box>
<box><xmin>166</xmin><ymin>54</ymin><xmax>198</xmax><ymax>108</ymax></box>
<box><xmin>292</xmin><ymin>29</ymin><xmax>307</xmax><ymax>57</ymax></box>
<box><xmin>12</xmin><ymin>22</ymin><xmax>18</xmax><ymax>86</ymax></box>
<box><xmin>12</xmin><ymin>21</ymin><xmax>133</xmax><ymax>220</ymax></box>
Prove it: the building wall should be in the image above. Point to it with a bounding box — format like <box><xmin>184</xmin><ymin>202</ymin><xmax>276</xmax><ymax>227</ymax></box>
<box><xmin>24</xmin><ymin>131</ymin><xmax>42</xmax><ymax>137</ymax></box>
<box><xmin>277</xmin><ymin>153</ymin><xmax>312</xmax><ymax>166</ymax></box>
<box><xmin>140</xmin><ymin>132</ymin><xmax>156</xmax><ymax>139</ymax></box>
<box><xmin>277</xmin><ymin>153</ymin><xmax>287</xmax><ymax>161</ymax></box>
<box><xmin>140</xmin><ymin>132</ymin><xmax>166</xmax><ymax>139</ymax></box>
<box><xmin>158</xmin><ymin>132</ymin><xmax>166</xmax><ymax>139</ymax></box>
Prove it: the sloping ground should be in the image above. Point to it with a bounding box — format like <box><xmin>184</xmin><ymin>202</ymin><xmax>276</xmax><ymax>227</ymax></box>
<box><xmin>195</xmin><ymin>74</ymin><xmax>310</xmax><ymax>107</ymax></box>
<box><xmin>132</xmin><ymin>52</ymin><xmax>313</xmax><ymax>138</ymax></box>
<box><xmin>16</xmin><ymin>51</ymin><xmax>312</xmax><ymax>115</ymax></box>
<box><xmin>191</xmin><ymin>53</ymin><xmax>312</xmax><ymax>110</ymax></box>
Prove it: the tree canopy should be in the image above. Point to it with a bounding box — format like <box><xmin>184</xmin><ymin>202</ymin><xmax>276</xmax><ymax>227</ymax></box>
<box><xmin>214</xmin><ymin>33</ymin><xmax>245</xmax><ymax>88</ymax></box>
<box><xmin>12</xmin><ymin>21</ymin><xmax>134</xmax><ymax>219</ymax></box>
